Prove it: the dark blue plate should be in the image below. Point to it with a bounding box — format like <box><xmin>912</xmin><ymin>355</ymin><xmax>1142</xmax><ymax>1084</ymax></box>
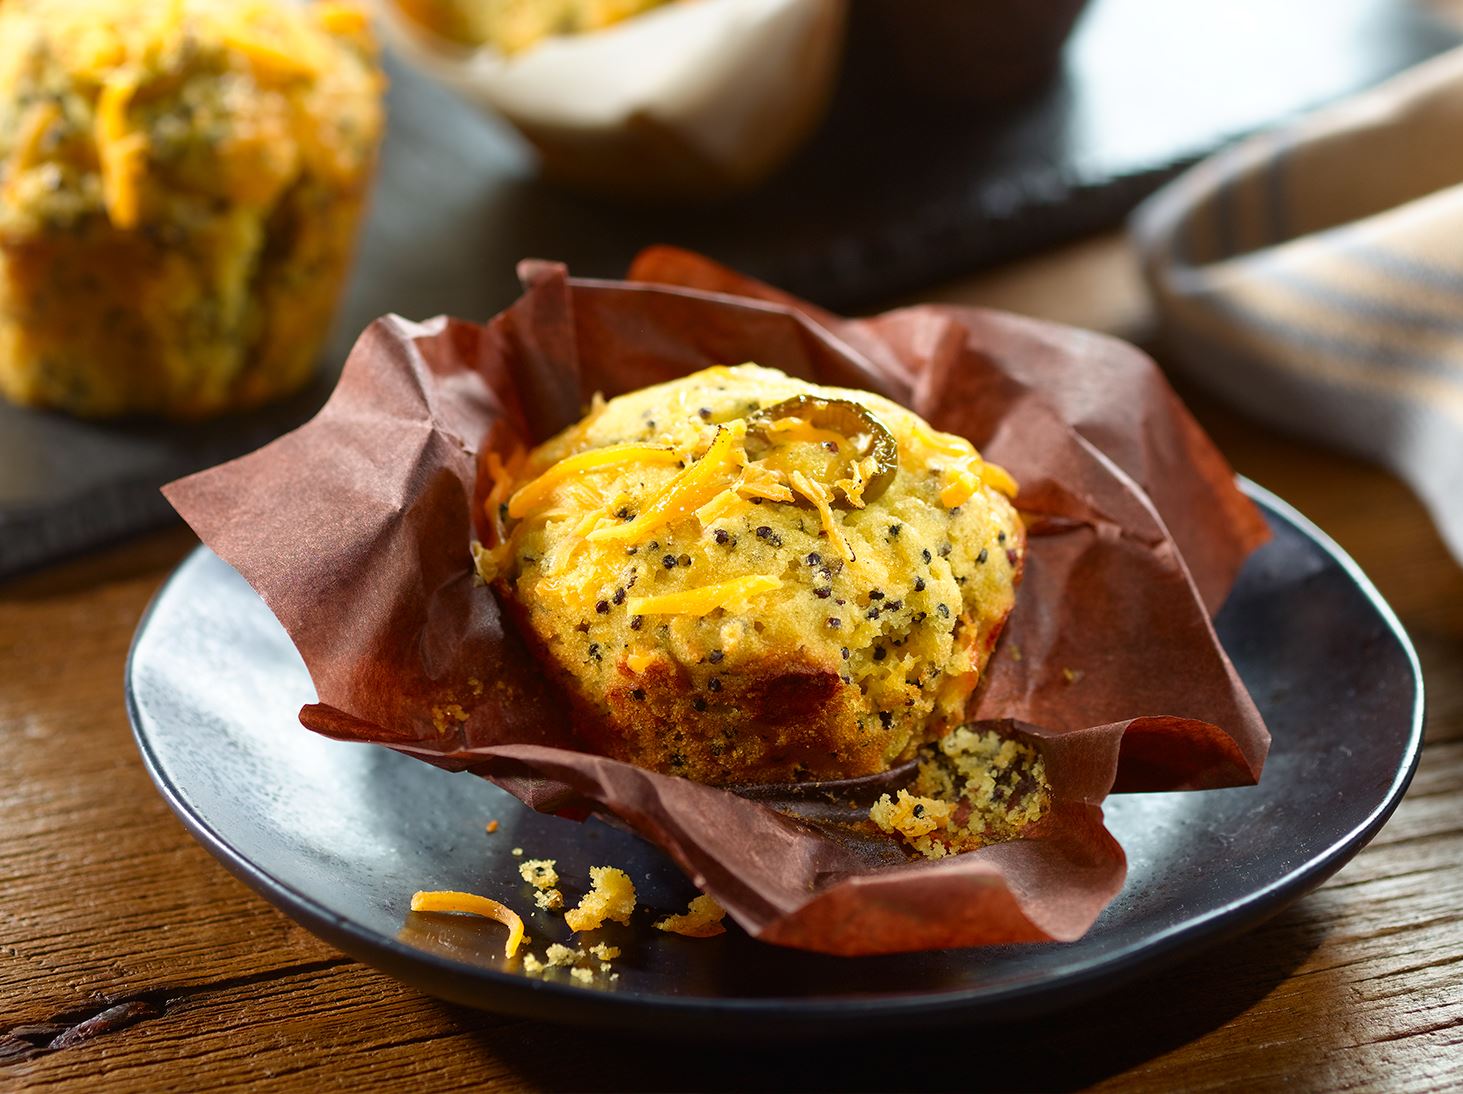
<box><xmin>125</xmin><ymin>481</ymin><xmax>1422</xmax><ymax>1035</ymax></box>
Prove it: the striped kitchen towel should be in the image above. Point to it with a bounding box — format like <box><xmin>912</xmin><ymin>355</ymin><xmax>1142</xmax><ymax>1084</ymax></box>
<box><xmin>1133</xmin><ymin>46</ymin><xmax>1463</xmax><ymax>565</ymax></box>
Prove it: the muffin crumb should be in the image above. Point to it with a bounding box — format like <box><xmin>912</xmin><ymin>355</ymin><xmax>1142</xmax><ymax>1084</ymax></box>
<box><xmin>518</xmin><ymin>858</ymin><xmax>559</xmax><ymax>889</ymax></box>
<box><xmin>564</xmin><ymin>866</ymin><xmax>637</xmax><ymax>932</ymax></box>
<box><xmin>655</xmin><ymin>894</ymin><xmax>727</xmax><ymax>938</ymax></box>
<box><xmin>516</xmin><ymin>937</ymin><xmax>621</xmax><ymax>988</ymax></box>
<box><xmin>869</xmin><ymin>726</ymin><xmax>1050</xmax><ymax>859</ymax></box>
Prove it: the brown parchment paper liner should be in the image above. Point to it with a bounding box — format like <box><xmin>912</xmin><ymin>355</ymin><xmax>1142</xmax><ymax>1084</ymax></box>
<box><xmin>164</xmin><ymin>247</ymin><xmax>1271</xmax><ymax>956</ymax></box>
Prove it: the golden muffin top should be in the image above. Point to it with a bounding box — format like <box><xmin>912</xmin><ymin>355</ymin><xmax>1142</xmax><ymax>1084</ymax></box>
<box><xmin>395</xmin><ymin>0</ymin><xmax>677</xmax><ymax>54</ymax></box>
<box><xmin>479</xmin><ymin>365</ymin><xmax>1024</xmax><ymax>779</ymax></box>
<box><xmin>0</xmin><ymin>0</ymin><xmax>382</xmax><ymax>238</ymax></box>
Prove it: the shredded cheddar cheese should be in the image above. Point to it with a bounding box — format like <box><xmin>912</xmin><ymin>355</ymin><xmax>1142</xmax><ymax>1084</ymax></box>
<box><xmin>221</xmin><ymin>13</ymin><xmax>321</xmax><ymax>82</ymax></box>
<box><xmin>482</xmin><ymin>447</ymin><xmax>526</xmax><ymax>541</ymax></box>
<box><xmin>588</xmin><ymin>427</ymin><xmax>739</xmax><ymax>544</ymax></box>
<box><xmin>472</xmin><ymin>539</ymin><xmax>510</xmax><ymax>584</ymax></box>
<box><xmin>508</xmin><ymin>444</ymin><xmax>679</xmax><ymax>519</ymax></box>
<box><xmin>939</xmin><ymin>464</ymin><xmax>982</xmax><ymax>508</ymax></box>
<box><xmin>906</xmin><ymin>419</ymin><xmax>975</xmax><ymax>459</ymax></box>
<box><xmin>394</xmin><ymin>0</ymin><xmax>675</xmax><ymax>55</ymax></box>
<box><xmin>900</xmin><ymin>419</ymin><xmax>1020</xmax><ymax>507</ymax></box>
<box><xmin>95</xmin><ymin>69</ymin><xmax>146</xmax><ymax>229</ymax></box>
<box><xmin>569</xmin><ymin>510</ymin><xmax>604</xmax><ymax>539</ymax></box>
<box><xmin>980</xmin><ymin>460</ymin><xmax>1019</xmax><ymax>499</ymax></box>
<box><xmin>734</xmin><ymin>460</ymin><xmax>795</xmax><ymax>503</ymax></box>
<box><xmin>625</xmin><ymin>649</ymin><xmax>657</xmax><ymax>673</ymax></box>
<box><xmin>626</xmin><ymin>575</ymin><xmax>781</xmax><ymax>617</ymax></box>
<box><xmin>790</xmin><ymin>470</ymin><xmax>855</xmax><ymax>563</ymax></box>
<box><xmin>833</xmin><ymin>453</ymin><xmax>876</xmax><ymax>509</ymax></box>
<box><xmin>694</xmin><ymin>486</ymin><xmax>750</xmax><ymax>526</ymax></box>
<box><xmin>315</xmin><ymin>1</ymin><xmax>369</xmax><ymax>35</ymax></box>
<box><xmin>410</xmin><ymin>890</ymin><xmax>525</xmax><ymax>958</ymax></box>
<box><xmin>761</xmin><ymin>416</ymin><xmax>848</xmax><ymax>451</ymax></box>
<box><xmin>939</xmin><ymin>456</ymin><xmax>1020</xmax><ymax>507</ymax></box>
<box><xmin>151</xmin><ymin>0</ymin><xmax>188</xmax><ymax>53</ymax></box>
<box><xmin>5</xmin><ymin>100</ymin><xmax>61</xmax><ymax>184</ymax></box>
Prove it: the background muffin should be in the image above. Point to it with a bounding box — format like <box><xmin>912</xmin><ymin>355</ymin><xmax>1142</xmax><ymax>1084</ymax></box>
<box><xmin>394</xmin><ymin>0</ymin><xmax>677</xmax><ymax>54</ymax></box>
<box><xmin>479</xmin><ymin>364</ymin><xmax>1025</xmax><ymax>786</ymax></box>
<box><xmin>0</xmin><ymin>0</ymin><xmax>384</xmax><ymax>418</ymax></box>
<box><xmin>378</xmin><ymin>0</ymin><xmax>846</xmax><ymax>203</ymax></box>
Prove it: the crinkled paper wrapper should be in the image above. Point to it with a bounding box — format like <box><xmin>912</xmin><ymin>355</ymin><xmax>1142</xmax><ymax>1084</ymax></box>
<box><xmin>164</xmin><ymin>247</ymin><xmax>1271</xmax><ymax>956</ymax></box>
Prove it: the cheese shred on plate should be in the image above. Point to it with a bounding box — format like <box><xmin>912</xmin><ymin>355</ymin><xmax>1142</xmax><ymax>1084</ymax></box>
<box><xmin>410</xmin><ymin>890</ymin><xmax>525</xmax><ymax>958</ymax></box>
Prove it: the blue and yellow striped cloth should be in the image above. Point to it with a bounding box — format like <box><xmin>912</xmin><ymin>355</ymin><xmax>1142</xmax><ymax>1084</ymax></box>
<box><xmin>1134</xmin><ymin>48</ymin><xmax>1463</xmax><ymax>565</ymax></box>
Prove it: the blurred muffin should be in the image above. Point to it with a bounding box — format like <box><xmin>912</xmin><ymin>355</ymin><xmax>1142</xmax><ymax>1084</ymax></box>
<box><xmin>0</xmin><ymin>0</ymin><xmax>384</xmax><ymax>419</ymax></box>
<box><xmin>478</xmin><ymin>364</ymin><xmax>1024</xmax><ymax>786</ymax></box>
<box><xmin>395</xmin><ymin>0</ymin><xmax>677</xmax><ymax>55</ymax></box>
<box><xmin>379</xmin><ymin>0</ymin><xmax>846</xmax><ymax>203</ymax></box>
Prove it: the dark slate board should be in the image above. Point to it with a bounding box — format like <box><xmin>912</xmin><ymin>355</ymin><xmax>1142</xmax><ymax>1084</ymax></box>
<box><xmin>2</xmin><ymin>0</ymin><xmax>1456</xmax><ymax>577</ymax></box>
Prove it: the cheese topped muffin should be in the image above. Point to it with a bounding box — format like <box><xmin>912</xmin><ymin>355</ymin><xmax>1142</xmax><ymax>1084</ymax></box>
<box><xmin>0</xmin><ymin>0</ymin><xmax>383</xmax><ymax>418</ymax></box>
<box><xmin>478</xmin><ymin>364</ymin><xmax>1025</xmax><ymax>786</ymax></box>
<box><xmin>395</xmin><ymin>0</ymin><xmax>677</xmax><ymax>54</ymax></box>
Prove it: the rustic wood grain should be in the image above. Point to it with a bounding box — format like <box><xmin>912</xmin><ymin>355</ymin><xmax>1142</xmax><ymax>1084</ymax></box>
<box><xmin>4</xmin><ymin>233</ymin><xmax>1462</xmax><ymax>1090</ymax></box>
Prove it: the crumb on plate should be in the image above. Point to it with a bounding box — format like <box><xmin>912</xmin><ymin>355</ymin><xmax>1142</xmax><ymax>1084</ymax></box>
<box><xmin>519</xmin><ymin>858</ymin><xmax>559</xmax><ymax>889</ymax></box>
<box><xmin>564</xmin><ymin>865</ymin><xmax>636</xmax><ymax>932</ymax></box>
<box><xmin>654</xmin><ymin>893</ymin><xmax>727</xmax><ymax>938</ymax></box>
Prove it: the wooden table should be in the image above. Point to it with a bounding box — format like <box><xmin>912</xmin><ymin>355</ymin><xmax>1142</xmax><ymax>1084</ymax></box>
<box><xmin>3</xmin><ymin>234</ymin><xmax>1461</xmax><ymax>1092</ymax></box>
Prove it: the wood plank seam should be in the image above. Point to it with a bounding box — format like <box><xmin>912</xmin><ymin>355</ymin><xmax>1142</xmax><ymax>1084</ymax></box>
<box><xmin>0</xmin><ymin>955</ymin><xmax>355</xmax><ymax>1065</ymax></box>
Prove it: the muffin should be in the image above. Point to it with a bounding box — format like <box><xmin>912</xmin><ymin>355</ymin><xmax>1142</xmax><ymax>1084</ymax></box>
<box><xmin>0</xmin><ymin>0</ymin><xmax>384</xmax><ymax>418</ymax></box>
<box><xmin>477</xmin><ymin>364</ymin><xmax>1025</xmax><ymax>786</ymax></box>
<box><xmin>379</xmin><ymin>0</ymin><xmax>846</xmax><ymax>203</ymax></box>
<box><xmin>394</xmin><ymin>0</ymin><xmax>678</xmax><ymax>54</ymax></box>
